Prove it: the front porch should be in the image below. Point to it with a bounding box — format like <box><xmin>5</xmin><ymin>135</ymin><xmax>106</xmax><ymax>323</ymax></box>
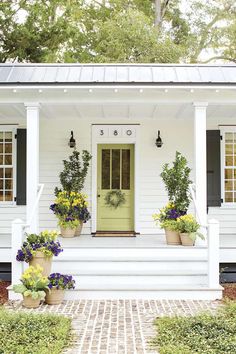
<box><xmin>1</xmin><ymin>64</ymin><xmax>236</xmax><ymax>300</ymax></box>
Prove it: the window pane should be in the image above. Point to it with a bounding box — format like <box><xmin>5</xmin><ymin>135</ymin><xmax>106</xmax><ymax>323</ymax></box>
<box><xmin>0</xmin><ymin>180</ymin><xmax>3</xmax><ymax>189</ymax></box>
<box><xmin>5</xmin><ymin>179</ymin><xmax>13</xmax><ymax>190</ymax></box>
<box><xmin>226</xmin><ymin>156</ymin><xmax>233</xmax><ymax>166</ymax></box>
<box><xmin>5</xmin><ymin>168</ymin><xmax>12</xmax><ymax>178</ymax></box>
<box><xmin>5</xmin><ymin>143</ymin><xmax>12</xmax><ymax>154</ymax></box>
<box><xmin>225</xmin><ymin>191</ymin><xmax>233</xmax><ymax>202</ymax></box>
<box><xmin>226</xmin><ymin>144</ymin><xmax>233</xmax><ymax>154</ymax></box>
<box><xmin>0</xmin><ymin>155</ymin><xmax>3</xmax><ymax>165</ymax></box>
<box><xmin>0</xmin><ymin>191</ymin><xmax>3</xmax><ymax>201</ymax></box>
<box><xmin>112</xmin><ymin>149</ymin><xmax>120</xmax><ymax>189</ymax></box>
<box><xmin>4</xmin><ymin>155</ymin><xmax>12</xmax><ymax>165</ymax></box>
<box><xmin>0</xmin><ymin>169</ymin><xmax>3</xmax><ymax>178</ymax></box>
<box><xmin>5</xmin><ymin>132</ymin><xmax>12</xmax><ymax>142</ymax></box>
<box><xmin>225</xmin><ymin>180</ymin><xmax>233</xmax><ymax>191</ymax></box>
<box><xmin>225</xmin><ymin>133</ymin><xmax>233</xmax><ymax>143</ymax></box>
<box><xmin>5</xmin><ymin>191</ymin><xmax>13</xmax><ymax>201</ymax></box>
<box><xmin>122</xmin><ymin>149</ymin><xmax>130</xmax><ymax>190</ymax></box>
<box><xmin>0</xmin><ymin>144</ymin><xmax>3</xmax><ymax>154</ymax></box>
<box><xmin>101</xmin><ymin>149</ymin><xmax>110</xmax><ymax>189</ymax></box>
<box><xmin>0</xmin><ymin>133</ymin><xmax>3</xmax><ymax>143</ymax></box>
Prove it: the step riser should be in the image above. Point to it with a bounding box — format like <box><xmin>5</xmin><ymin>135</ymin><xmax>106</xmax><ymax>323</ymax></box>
<box><xmin>59</xmin><ymin>248</ymin><xmax>207</xmax><ymax>260</ymax></box>
<box><xmin>67</xmin><ymin>275</ymin><xmax>207</xmax><ymax>288</ymax></box>
<box><xmin>64</xmin><ymin>290</ymin><xmax>222</xmax><ymax>300</ymax></box>
<box><xmin>51</xmin><ymin>261</ymin><xmax>207</xmax><ymax>274</ymax></box>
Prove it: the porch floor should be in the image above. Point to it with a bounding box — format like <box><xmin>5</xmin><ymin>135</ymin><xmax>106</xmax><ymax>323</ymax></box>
<box><xmin>58</xmin><ymin>234</ymin><xmax>206</xmax><ymax>248</ymax></box>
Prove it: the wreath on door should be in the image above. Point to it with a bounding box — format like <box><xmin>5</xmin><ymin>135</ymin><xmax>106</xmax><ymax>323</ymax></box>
<box><xmin>104</xmin><ymin>190</ymin><xmax>126</xmax><ymax>209</ymax></box>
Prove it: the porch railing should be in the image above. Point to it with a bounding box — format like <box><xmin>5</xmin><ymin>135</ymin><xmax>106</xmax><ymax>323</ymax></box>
<box><xmin>10</xmin><ymin>184</ymin><xmax>44</xmax><ymax>299</ymax></box>
<box><xmin>190</xmin><ymin>184</ymin><xmax>220</xmax><ymax>289</ymax></box>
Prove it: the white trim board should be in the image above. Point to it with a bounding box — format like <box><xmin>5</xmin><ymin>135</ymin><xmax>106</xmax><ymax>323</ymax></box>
<box><xmin>91</xmin><ymin>124</ymin><xmax>140</xmax><ymax>233</ymax></box>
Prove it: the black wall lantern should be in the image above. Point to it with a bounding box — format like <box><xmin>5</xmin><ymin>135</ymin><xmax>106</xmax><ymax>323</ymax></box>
<box><xmin>155</xmin><ymin>130</ymin><xmax>163</xmax><ymax>148</ymax></box>
<box><xmin>69</xmin><ymin>131</ymin><xmax>76</xmax><ymax>148</ymax></box>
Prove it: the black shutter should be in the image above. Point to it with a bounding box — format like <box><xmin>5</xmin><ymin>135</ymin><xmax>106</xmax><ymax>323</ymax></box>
<box><xmin>207</xmin><ymin>130</ymin><xmax>221</xmax><ymax>207</ymax></box>
<box><xmin>16</xmin><ymin>129</ymin><xmax>26</xmax><ymax>205</ymax></box>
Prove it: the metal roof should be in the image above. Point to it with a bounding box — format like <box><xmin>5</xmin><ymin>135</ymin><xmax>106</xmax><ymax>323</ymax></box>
<box><xmin>0</xmin><ymin>63</ymin><xmax>236</xmax><ymax>85</ymax></box>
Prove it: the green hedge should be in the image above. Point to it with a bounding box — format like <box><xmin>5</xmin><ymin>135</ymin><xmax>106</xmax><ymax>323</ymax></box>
<box><xmin>0</xmin><ymin>308</ymin><xmax>72</xmax><ymax>354</ymax></box>
<box><xmin>152</xmin><ymin>302</ymin><xmax>236</xmax><ymax>354</ymax></box>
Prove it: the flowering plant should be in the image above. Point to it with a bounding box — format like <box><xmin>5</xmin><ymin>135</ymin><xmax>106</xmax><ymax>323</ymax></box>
<box><xmin>50</xmin><ymin>191</ymin><xmax>91</xmax><ymax>225</ymax></box>
<box><xmin>13</xmin><ymin>265</ymin><xmax>49</xmax><ymax>299</ymax></box>
<box><xmin>48</xmin><ymin>273</ymin><xmax>76</xmax><ymax>290</ymax></box>
<box><xmin>176</xmin><ymin>214</ymin><xmax>204</xmax><ymax>241</ymax></box>
<box><xmin>153</xmin><ymin>202</ymin><xmax>186</xmax><ymax>229</ymax></box>
<box><xmin>16</xmin><ymin>231</ymin><xmax>63</xmax><ymax>263</ymax></box>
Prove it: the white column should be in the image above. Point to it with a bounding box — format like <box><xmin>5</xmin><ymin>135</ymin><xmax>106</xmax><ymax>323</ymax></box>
<box><xmin>9</xmin><ymin>219</ymin><xmax>24</xmax><ymax>300</ymax></box>
<box><xmin>25</xmin><ymin>103</ymin><xmax>40</xmax><ymax>233</ymax></box>
<box><xmin>208</xmin><ymin>219</ymin><xmax>220</xmax><ymax>288</ymax></box>
<box><xmin>193</xmin><ymin>103</ymin><xmax>208</xmax><ymax>230</ymax></box>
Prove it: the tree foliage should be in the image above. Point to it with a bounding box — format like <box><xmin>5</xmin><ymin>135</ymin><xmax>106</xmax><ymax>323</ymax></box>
<box><xmin>55</xmin><ymin>150</ymin><xmax>92</xmax><ymax>195</ymax></box>
<box><xmin>160</xmin><ymin>151</ymin><xmax>192</xmax><ymax>211</ymax></box>
<box><xmin>0</xmin><ymin>0</ymin><xmax>235</xmax><ymax>63</ymax></box>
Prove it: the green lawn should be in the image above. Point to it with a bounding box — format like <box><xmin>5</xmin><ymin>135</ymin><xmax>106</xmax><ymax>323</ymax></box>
<box><xmin>0</xmin><ymin>308</ymin><xmax>72</xmax><ymax>354</ymax></box>
<box><xmin>152</xmin><ymin>302</ymin><xmax>236</xmax><ymax>354</ymax></box>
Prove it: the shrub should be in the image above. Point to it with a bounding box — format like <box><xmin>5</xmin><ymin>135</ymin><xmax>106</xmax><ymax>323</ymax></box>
<box><xmin>160</xmin><ymin>151</ymin><xmax>192</xmax><ymax>211</ymax></box>
<box><xmin>152</xmin><ymin>302</ymin><xmax>236</xmax><ymax>354</ymax></box>
<box><xmin>0</xmin><ymin>309</ymin><xmax>71</xmax><ymax>354</ymax></box>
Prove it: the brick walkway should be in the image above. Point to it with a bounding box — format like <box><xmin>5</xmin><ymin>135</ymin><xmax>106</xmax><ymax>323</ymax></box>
<box><xmin>6</xmin><ymin>300</ymin><xmax>220</xmax><ymax>354</ymax></box>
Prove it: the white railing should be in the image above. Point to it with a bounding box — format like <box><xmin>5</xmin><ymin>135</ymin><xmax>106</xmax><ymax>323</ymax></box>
<box><xmin>10</xmin><ymin>184</ymin><xmax>44</xmax><ymax>300</ymax></box>
<box><xmin>189</xmin><ymin>184</ymin><xmax>220</xmax><ymax>289</ymax></box>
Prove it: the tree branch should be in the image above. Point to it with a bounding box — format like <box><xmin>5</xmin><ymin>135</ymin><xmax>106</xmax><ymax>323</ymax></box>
<box><xmin>200</xmin><ymin>56</ymin><xmax>236</xmax><ymax>64</ymax></box>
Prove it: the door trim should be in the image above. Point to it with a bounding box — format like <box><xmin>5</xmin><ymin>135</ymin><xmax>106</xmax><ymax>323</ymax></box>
<box><xmin>91</xmin><ymin>124</ymin><xmax>140</xmax><ymax>233</ymax></box>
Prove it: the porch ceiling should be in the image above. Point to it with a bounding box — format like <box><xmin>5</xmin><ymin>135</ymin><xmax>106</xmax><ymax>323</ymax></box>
<box><xmin>0</xmin><ymin>102</ymin><xmax>236</xmax><ymax>121</ymax></box>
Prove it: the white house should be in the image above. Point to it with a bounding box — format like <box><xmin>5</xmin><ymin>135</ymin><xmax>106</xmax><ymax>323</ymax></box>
<box><xmin>0</xmin><ymin>63</ymin><xmax>236</xmax><ymax>300</ymax></box>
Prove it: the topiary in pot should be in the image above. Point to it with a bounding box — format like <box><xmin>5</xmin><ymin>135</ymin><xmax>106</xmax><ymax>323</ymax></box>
<box><xmin>55</xmin><ymin>150</ymin><xmax>92</xmax><ymax>196</ymax></box>
<box><xmin>160</xmin><ymin>151</ymin><xmax>192</xmax><ymax>212</ymax></box>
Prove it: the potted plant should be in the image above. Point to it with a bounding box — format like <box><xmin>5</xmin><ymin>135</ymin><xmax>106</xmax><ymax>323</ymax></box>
<box><xmin>13</xmin><ymin>265</ymin><xmax>49</xmax><ymax>308</ymax></box>
<box><xmin>176</xmin><ymin>214</ymin><xmax>204</xmax><ymax>246</ymax></box>
<box><xmin>50</xmin><ymin>191</ymin><xmax>91</xmax><ymax>237</ymax></box>
<box><xmin>45</xmin><ymin>273</ymin><xmax>76</xmax><ymax>305</ymax></box>
<box><xmin>16</xmin><ymin>230</ymin><xmax>63</xmax><ymax>276</ymax></box>
<box><xmin>153</xmin><ymin>203</ymin><xmax>186</xmax><ymax>245</ymax></box>
<box><xmin>160</xmin><ymin>151</ymin><xmax>192</xmax><ymax>213</ymax></box>
<box><xmin>53</xmin><ymin>149</ymin><xmax>92</xmax><ymax>236</ymax></box>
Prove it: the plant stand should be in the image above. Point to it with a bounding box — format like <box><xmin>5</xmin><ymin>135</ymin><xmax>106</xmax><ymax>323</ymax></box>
<box><xmin>45</xmin><ymin>288</ymin><xmax>65</xmax><ymax>305</ymax></box>
<box><xmin>165</xmin><ymin>229</ymin><xmax>181</xmax><ymax>245</ymax></box>
<box><xmin>180</xmin><ymin>233</ymin><xmax>195</xmax><ymax>246</ymax></box>
<box><xmin>23</xmin><ymin>295</ymin><xmax>41</xmax><ymax>309</ymax></box>
<box><xmin>60</xmin><ymin>226</ymin><xmax>76</xmax><ymax>238</ymax></box>
<box><xmin>29</xmin><ymin>251</ymin><xmax>52</xmax><ymax>276</ymax></box>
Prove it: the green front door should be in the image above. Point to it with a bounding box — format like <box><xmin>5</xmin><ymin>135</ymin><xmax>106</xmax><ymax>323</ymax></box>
<box><xmin>97</xmin><ymin>144</ymin><xmax>134</xmax><ymax>231</ymax></box>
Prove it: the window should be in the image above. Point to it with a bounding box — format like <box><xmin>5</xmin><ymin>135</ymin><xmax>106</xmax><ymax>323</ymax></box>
<box><xmin>0</xmin><ymin>127</ymin><xmax>16</xmax><ymax>204</ymax></box>
<box><xmin>222</xmin><ymin>128</ymin><xmax>236</xmax><ymax>204</ymax></box>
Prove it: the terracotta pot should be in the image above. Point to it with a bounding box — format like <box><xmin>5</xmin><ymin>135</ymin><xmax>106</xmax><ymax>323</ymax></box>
<box><xmin>164</xmin><ymin>229</ymin><xmax>181</xmax><ymax>245</ymax></box>
<box><xmin>23</xmin><ymin>295</ymin><xmax>41</xmax><ymax>309</ymax></box>
<box><xmin>29</xmin><ymin>251</ymin><xmax>52</xmax><ymax>276</ymax></box>
<box><xmin>45</xmin><ymin>288</ymin><xmax>65</xmax><ymax>305</ymax></box>
<box><xmin>60</xmin><ymin>226</ymin><xmax>76</xmax><ymax>238</ymax></box>
<box><xmin>74</xmin><ymin>221</ymin><xmax>83</xmax><ymax>237</ymax></box>
<box><xmin>180</xmin><ymin>233</ymin><xmax>195</xmax><ymax>246</ymax></box>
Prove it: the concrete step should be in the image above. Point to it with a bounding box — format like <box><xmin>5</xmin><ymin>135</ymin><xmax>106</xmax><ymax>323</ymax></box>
<box><xmin>51</xmin><ymin>260</ymin><xmax>207</xmax><ymax>275</ymax></box>
<box><xmin>64</xmin><ymin>285</ymin><xmax>223</xmax><ymax>300</ymax></box>
<box><xmin>64</xmin><ymin>274</ymin><xmax>207</xmax><ymax>288</ymax></box>
<box><xmin>57</xmin><ymin>247</ymin><xmax>207</xmax><ymax>261</ymax></box>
